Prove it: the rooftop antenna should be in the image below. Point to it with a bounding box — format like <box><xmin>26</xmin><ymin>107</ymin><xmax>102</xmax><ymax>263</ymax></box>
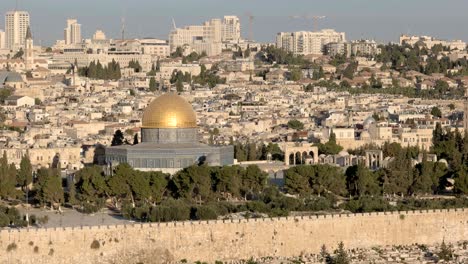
<box><xmin>121</xmin><ymin>17</ymin><xmax>125</xmax><ymax>40</ymax></box>
<box><xmin>172</xmin><ymin>18</ymin><xmax>177</xmax><ymax>30</ymax></box>
<box><xmin>245</xmin><ymin>12</ymin><xmax>254</xmax><ymax>41</ymax></box>
<box><xmin>15</xmin><ymin>0</ymin><xmax>18</xmax><ymax>11</ymax></box>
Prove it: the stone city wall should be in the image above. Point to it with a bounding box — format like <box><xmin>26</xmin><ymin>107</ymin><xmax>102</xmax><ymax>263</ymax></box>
<box><xmin>0</xmin><ymin>208</ymin><xmax>467</xmax><ymax>264</ymax></box>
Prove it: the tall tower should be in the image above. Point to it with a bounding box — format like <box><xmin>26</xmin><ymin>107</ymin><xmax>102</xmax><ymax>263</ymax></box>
<box><xmin>64</xmin><ymin>19</ymin><xmax>82</xmax><ymax>45</ymax></box>
<box><xmin>24</xmin><ymin>26</ymin><xmax>34</xmax><ymax>70</ymax></box>
<box><xmin>5</xmin><ymin>10</ymin><xmax>30</xmax><ymax>50</ymax></box>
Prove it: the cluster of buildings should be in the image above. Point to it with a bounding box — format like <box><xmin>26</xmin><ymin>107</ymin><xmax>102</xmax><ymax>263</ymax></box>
<box><xmin>400</xmin><ymin>35</ymin><xmax>466</xmax><ymax>50</ymax></box>
<box><xmin>276</xmin><ymin>30</ymin><xmax>381</xmax><ymax>57</ymax></box>
<box><xmin>0</xmin><ymin>9</ymin><xmax>467</xmax><ymax>176</ymax></box>
<box><xmin>169</xmin><ymin>16</ymin><xmax>243</xmax><ymax>56</ymax></box>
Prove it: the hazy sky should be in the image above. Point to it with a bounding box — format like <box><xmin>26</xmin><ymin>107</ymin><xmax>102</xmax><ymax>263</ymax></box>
<box><xmin>1</xmin><ymin>0</ymin><xmax>468</xmax><ymax>46</ymax></box>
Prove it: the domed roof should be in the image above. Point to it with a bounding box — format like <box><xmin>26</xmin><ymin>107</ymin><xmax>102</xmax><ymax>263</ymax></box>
<box><xmin>142</xmin><ymin>93</ymin><xmax>197</xmax><ymax>129</ymax></box>
<box><xmin>363</xmin><ymin>116</ymin><xmax>376</xmax><ymax>127</ymax></box>
<box><xmin>0</xmin><ymin>71</ymin><xmax>23</xmax><ymax>84</ymax></box>
<box><xmin>338</xmin><ymin>150</ymin><xmax>349</xmax><ymax>156</ymax></box>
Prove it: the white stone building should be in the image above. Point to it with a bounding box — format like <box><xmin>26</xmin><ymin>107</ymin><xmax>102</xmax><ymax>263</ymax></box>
<box><xmin>276</xmin><ymin>29</ymin><xmax>346</xmax><ymax>55</ymax></box>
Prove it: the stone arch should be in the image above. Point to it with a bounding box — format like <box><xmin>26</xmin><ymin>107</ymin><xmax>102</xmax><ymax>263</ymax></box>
<box><xmin>295</xmin><ymin>151</ymin><xmax>302</xmax><ymax>165</ymax></box>
<box><xmin>288</xmin><ymin>153</ymin><xmax>295</xmax><ymax>166</ymax></box>
<box><xmin>282</xmin><ymin>142</ymin><xmax>319</xmax><ymax>166</ymax></box>
<box><xmin>301</xmin><ymin>151</ymin><xmax>308</xmax><ymax>164</ymax></box>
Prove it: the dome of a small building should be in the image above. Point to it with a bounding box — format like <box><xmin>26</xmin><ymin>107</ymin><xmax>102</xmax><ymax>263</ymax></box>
<box><xmin>4</xmin><ymin>72</ymin><xmax>23</xmax><ymax>83</ymax></box>
<box><xmin>338</xmin><ymin>150</ymin><xmax>349</xmax><ymax>156</ymax></box>
<box><xmin>363</xmin><ymin>116</ymin><xmax>376</xmax><ymax>128</ymax></box>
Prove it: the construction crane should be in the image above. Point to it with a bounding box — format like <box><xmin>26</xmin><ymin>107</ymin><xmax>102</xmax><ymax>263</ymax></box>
<box><xmin>289</xmin><ymin>15</ymin><xmax>326</xmax><ymax>32</ymax></box>
<box><xmin>245</xmin><ymin>12</ymin><xmax>255</xmax><ymax>41</ymax></box>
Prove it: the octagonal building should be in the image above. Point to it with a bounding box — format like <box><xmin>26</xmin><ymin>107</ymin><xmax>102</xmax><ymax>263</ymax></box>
<box><xmin>105</xmin><ymin>93</ymin><xmax>234</xmax><ymax>174</ymax></box>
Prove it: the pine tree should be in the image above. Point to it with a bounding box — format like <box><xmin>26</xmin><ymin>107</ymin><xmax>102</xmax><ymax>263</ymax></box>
<box><xmin>96</xmin><ymin>60</ymin><xmax>104</xmax><ymax>79</ymax></box>
<box><xmin>42</xmin><ymin>172</ymin><xmax>64</xmax><ymax>206</ymax></box>
<box><xmin>247</xmin><ymin>143</ymin><xmax>258</xmax><ymax>161</ymax></box>
<box><xmin>333</xmin><ymin>242</ymin><xmax>350</xmax><ymax>264</ymax></box>
<box><xmin>438</xmin><ymin>241</ymin><xmax>453</xmax><ymax>261</ymax></box>
<box><xmin>149</xmin><ymin>77</ymin><xmax>158</xmax><ymax>92</ymax></box>
<box><xmin>176</xmin><ymin>79</ymin><xmax>184</xmax><ymax>92</ymax></box>
<box><xmin>155</xmin><ymin>59</ymin><xmax>161</xmax><ymax>72</ymax></box>
<box><xmin>88</xmin><ymin>61</ymin><xmax>97</xmax><ymax>78</ymax></box>
<box><xmin>0</xmin><ymin>151</ymin><xmax>15</xmax><ymax>199</ymax></box>
<box><xmin>133</xmin><ymin>133</ymin><xmax>139</xmax><ymax>145</ymax></box>
<box><xmin>18</xmin><ymin>155</ymin><xmax>32</xmax><ymax>188</ymax></box>
<box><xmin>111</xmin><ymin>130</ymin><xmax>125</xmax><ymax>146</ymax></box>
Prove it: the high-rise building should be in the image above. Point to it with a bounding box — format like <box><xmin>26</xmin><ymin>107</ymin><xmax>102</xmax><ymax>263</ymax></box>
<box><xmin>64</xmin><ymin>19</ymin><xmax>82</xmax><ymax>45</ymax></box>
<box><xmin>276</xmin><ymin>29</ymin><xmax>346</xmax><ymax>55</ymax></box>
<box><xmin>0</xmin><ymin>30</ymin><xmax>5</xmax><ymax>49</ymax></box>
<box><xmin>5</xmin><ymin>10</ymin><xmax>30</xmax><ymax>50</ymax></box>
<box><xmin>169</xmin><ymin>16</ymin><xmax>241</xmax><ymax>56</ymax></box>
<box><xmin>222</xmin><ymin>16</ymin><xmax>241</xmax><ymax>42</ymax></box>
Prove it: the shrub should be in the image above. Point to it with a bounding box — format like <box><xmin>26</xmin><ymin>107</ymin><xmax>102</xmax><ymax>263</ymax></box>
<box><xmin>38</xmin><ymin>215</ymin><xmax>49</xmax><ymax>225</ymax></box>
<box><xmin>133</xmin><ymin>205</ymin><xmax>150</xmax><ymax>221</ymax></box>
<box><xmin>343</xmin><ymin>196</ymin><xmax>394</xmax><ymax>213</ymax></box>
<box><xmin>0</xmin><ymin>213</ymin><xmax>10</xmax><ymax>227</ymax></box>
<box><xmin>33</xmin><ymin>246</ymin><xmax>39</xmax><ymax>253</ymax></box>
<box><xmin>81</xmin><ymin>203</ymin><xmax>102</xmax><ymax>214</ymax></box>
<box><xmin>192</xmin><ymin>206</ymin><xmax>218</xmax><ymax>220</ymax></box>
<box><xmin>90</xmin><ymin>240</ymin><xmax>100</xmax><ymax>249</ymax></box>
<box><xmin>302</xmin><ymin>197</ymin><xmax>333</xmax><ymax>211</ymax></box>
<box><xmin>6</xmin><ymin>243</ymin><xmax>17</xmax><ymax>252</ymax></box>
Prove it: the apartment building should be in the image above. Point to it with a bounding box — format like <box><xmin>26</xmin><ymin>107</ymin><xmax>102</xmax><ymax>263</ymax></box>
<box><xmin>276</xmin><ymin>29</ymin><xmax>346</xmax><ymax>55</ymax></box>
<box><xmin>169</xmin><ymin>16</ymin><xmax>241</xmax><ymax>56</ymax></box>
<box><xmin>64</xmin><ymin>19</ymin><xmax>82</xmax><ymax>45</ymax></box>
<box><xmin>5</xmin><ymin>10</ymin><xmax>30</xmax><ymax>50</ymax></box>
<box><xmin>400</xmin><ymin>35</ymin><xmax>466</xmax><ymax>50</ymax></box>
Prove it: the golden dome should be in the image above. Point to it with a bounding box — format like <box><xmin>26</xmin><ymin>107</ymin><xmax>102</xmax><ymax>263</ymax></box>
<box><xmin>142</xmin><ymin>93</ymin><xmax>197</xmax><ymax>129</ymax></box>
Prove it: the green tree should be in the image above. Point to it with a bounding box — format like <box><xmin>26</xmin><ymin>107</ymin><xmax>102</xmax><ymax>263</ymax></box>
<box><xmin>437</xmin><ymin>241</ymin><xmax>453</xmax><ymax>261</ymax></box>
<box><xmin>289</xmin><ymin>68</ymin><xmax>302</xmax><ymax>81</ymax></box>
<box><xmin>18</xmin><ymin>155</ymin><xmax>33</xmax><ymax>188</ymax></box>
<box><xmin>332</xmin><ymin>242</ymin><xmax>350</xmax><ymax>264</ymax></box>
<box><xmin>107</xmin><ymin>164</ymin><xmax>133</xmax><ymax>207</ymax></box>
<box><xmin>316</xmin><ymin>131</ymin><xmax>344</xmax><ymax>155</ymax></box>
<box><xmin>40</xmin><ymin>171</ymin><xmax>64</xmax><ymax>206</ymax></box>
<box><xmin>176</xmin><ymin>79</ymin><xmax>184</xmax><ymax>92</ymax></box>
<box><xmin>345</xmin><ymin>163</ymin><xmax>380</xmax><ymax>197</ymax></box>
<box><xmin>149</xmin><ymin>77</ymin><xmax>158</xmax><ymax>92</ymax></box>
<box><xmin>0</xmin><ymin>152</ymin><xmax>16</xmax><ymax>199</ymax></box>
<box><xmin>342</xmin><ymin>62</ymin><xmax>358</xmax><ymax>79</ymax></box>
<box><xmin>431</xmin><ymin>106</ymin><xmax>442</xmax><ymax>118</ymax></box>
<box><xmin>454</xmin><ymin>167</ymin><xmax>468</xmax><ymax>194</ymax></box>
<box><xmin>247</xmin><ymin>142</ymin><xmax>258</xmax><ymax>161</ymax></box>
<box><xmin>234</xmin><ymin>143</ymin><xmax>247</xmax><ymax>162</ymax></box>
<box><xmin>128</xmin><ymin>60</ymin><xmax>142</xmax><ymax>73</ymax></box>
<box><xmin>171</xmin><ymin>46</ymin><xmax>184</xmax><ymax>58</ymax></box>
<box><xmin>287</xmin><ymin>119</ymin><xmax>304</xmax><ymax>130</ymax></box>
<box><xmin>111</xmin><ymin>130</ymin><xmax>125</xmax><ymax>146</ymax></box>
<box><xmin>12</xmin><ymin>48</ymin><xmax>24</xmax><ymax>59</ymax></box>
